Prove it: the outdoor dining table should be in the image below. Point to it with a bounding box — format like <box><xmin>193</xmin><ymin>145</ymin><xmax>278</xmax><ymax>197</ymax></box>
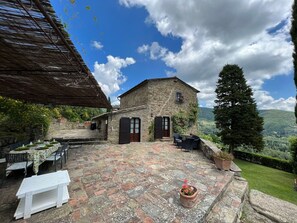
<box><xmin>9</xmin><ymin>142</ymin><xmax>60</xmax><ymax>174</ymax></box>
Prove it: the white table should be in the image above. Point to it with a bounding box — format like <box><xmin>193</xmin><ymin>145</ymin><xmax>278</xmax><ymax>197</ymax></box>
<box><xmin>14</xmin><ymin>170</ymin><xmax>70</xmax><ymax>219</ymax></box>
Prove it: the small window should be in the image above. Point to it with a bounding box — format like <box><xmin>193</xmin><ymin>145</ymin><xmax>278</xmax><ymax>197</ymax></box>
<box><xmin>176</xmin><ymin>92</ymin><xmax>184</xmax><ymax>103</ymax></box>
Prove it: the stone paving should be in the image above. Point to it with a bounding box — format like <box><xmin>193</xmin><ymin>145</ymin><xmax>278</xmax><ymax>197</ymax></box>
<box><xmin>0</xmin><ymin>142</ymin><xmax>234</xmax><ymax>223</ymax></box>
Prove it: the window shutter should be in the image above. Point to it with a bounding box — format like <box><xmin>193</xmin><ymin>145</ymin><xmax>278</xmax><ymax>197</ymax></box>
<box><xmin>154</xmin><ymin>116</ymin><xmax>163</xmax><ymax>139</ymax></box>
<box><xmin>119</xmin><ymin>117</ymin><xmax>130</xmax><ymax>144</ymax></box>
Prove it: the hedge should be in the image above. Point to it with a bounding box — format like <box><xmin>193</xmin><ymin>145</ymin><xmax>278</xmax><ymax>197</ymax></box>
<box><xmin>234</xmin><ymin>150</ymin><xmax>293</xmax><ymax>173</ymax></box>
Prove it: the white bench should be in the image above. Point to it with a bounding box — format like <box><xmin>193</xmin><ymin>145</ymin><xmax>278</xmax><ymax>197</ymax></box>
<box><xmin>14</xmin><ymin>170</ymin><xmax>70</xmax><ymax>219</ymax></box>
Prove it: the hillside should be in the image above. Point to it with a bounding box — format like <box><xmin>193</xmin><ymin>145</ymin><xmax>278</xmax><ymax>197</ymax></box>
<box><xmin>198</xmin><ymin>107</ymin><xmax>297</xmax><ymax>137</ymax></box>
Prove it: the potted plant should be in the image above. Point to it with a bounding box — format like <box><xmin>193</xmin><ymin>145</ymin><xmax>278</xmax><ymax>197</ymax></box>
<box><xmin>213</xmin><ymin>150</ymin><xmax>234</xmax><ymax>170</ymax></box>
<box><xmin>179</xmin><ymin>179</ymin><xmax>198</xmax><ymax>208</ymax></box>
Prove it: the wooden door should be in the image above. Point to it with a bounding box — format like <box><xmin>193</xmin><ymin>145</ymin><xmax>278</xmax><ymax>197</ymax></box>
<box><xmin>154</xmin><ymin>116</ymin><xmax>163</xmax><ymax>139</ymax></box>
<box><xmin>162</xmin><ymin>117</ymin><xmax>170</xmax><ymax>137</ymax></box>
<box><xmin>130</xmin><ymin>118</ymin><xmax>140</xmax><ymax>142</ymax></box>
<box><xmin>119</xmin><ymin>117</ymin><xmax>130</xmax><ymax>144</ymax></box>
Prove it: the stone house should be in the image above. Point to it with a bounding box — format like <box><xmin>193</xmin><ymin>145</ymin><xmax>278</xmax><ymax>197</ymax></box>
<box><xmin>92</xmin><ymin>77</ymin><xmax>199</xmax><ymax>144</ymax></box>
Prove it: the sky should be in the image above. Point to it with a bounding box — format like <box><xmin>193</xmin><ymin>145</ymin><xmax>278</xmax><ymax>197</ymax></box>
<box><xmin>51</xmin><ymin>0</ymin><xmax>296</xmax><ymax>111</ymax></box>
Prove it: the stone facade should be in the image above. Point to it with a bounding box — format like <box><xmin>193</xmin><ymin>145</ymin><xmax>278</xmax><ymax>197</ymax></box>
<box><xmin>107</xmin><ymin>106</ymin><xmax>149</xmax><ymax>143</ymax></box>
<box><xmin>146</xmin><ymin>78</ymin><xmax>198</xmax><ymax>134</ymax></box>
<box><xmin>120</xmin><ymin>84</ymin><xmax>149</xmax><ymax>109</ymax></box>
<box><xmin>93</xmin><ymin>77</ymin><xmax>199</xmax><ymax>144</ymax></box>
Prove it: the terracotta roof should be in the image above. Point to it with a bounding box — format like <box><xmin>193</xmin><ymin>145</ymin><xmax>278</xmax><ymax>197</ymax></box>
<box><xmin>0</xmin><ymin>0</ymin><xmax>111</xmax><ymax>108</ymax></box>
<box><xmin>119</xmin><ymin>76</ymin><xmax>200</xmax><ymax>98</ymax></box>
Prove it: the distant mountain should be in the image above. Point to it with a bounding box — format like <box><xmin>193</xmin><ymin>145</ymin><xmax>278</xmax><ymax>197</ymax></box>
<box><xmin>198</xmin><ymin>107</ymin><xmax>297</xmax><ymax>137</ymax></box>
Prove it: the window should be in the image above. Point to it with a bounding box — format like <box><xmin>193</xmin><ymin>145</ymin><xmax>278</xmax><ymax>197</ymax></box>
<box><xmin>176</xmin><ymin>92</ymin><xmax>184</xmax><ymax>103</ymax></box>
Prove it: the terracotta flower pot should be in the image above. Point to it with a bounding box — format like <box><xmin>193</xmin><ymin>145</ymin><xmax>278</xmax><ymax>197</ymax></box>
<box><xmin>179</xmin><ymin>186</ymin><xmax>198</xmax><ymax>208</ymax></box>
<box><xmin>213</xmin><ymin>156</ymin><xmax>232</xmax><ymax>170</ymax></box>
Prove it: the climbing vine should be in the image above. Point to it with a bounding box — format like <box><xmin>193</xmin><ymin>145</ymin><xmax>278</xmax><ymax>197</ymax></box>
<box><xmin>172</xmin><ymin>103</ymin><xmax>198</xmax><ymax>134</ymax></box>
<box><xmin>148</xmin><ymin>121</ymin><xmax>155</xmax><ymax>142</ymax></box>
<box><xmin>188</xmin><ymin>103</ymin><xmax>198</xmax><ymax>124</ymax></box>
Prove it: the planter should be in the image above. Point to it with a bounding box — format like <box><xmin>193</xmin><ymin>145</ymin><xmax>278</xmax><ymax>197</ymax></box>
<box><xmin>179</xmin><ymin>186</ymin><xmax>198</xmax><ymax>208</ymax></box>
<box><xmin>213</xmin><ymin>156</ymin><xmax>232</xmax><ymax>170</ymax></box>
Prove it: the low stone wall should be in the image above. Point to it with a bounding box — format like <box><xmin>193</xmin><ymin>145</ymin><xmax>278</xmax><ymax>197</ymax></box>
<box><xmin>46</xmin><ymin>118</ymin><xmax>90</xmax><ymax>140</ymax></box>
<box><xmin>200</xmin><ymin>138</ymin><xmax>242</xmax><ymax>175</ymax></box>
<box><xmin>199</xmin><ymin>139</ymin><xmax>221</xmax><ymax>160</ymax></box>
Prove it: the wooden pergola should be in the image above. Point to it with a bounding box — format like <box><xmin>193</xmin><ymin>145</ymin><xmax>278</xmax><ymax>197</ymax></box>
<box><xmin>0</xmin><ymin>0</ymin><xmax>111</xmax><ymax>108</ymax></box>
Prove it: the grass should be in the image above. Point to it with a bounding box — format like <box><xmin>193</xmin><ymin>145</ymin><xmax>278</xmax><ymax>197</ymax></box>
<box><xmin>234</xmin><ymin>159</ymin><xmax>297</xmax><ymax>205</ymax></box>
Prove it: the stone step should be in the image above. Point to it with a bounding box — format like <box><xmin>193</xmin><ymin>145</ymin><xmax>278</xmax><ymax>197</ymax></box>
<box><xmin>69</xmin><ymin>140</ymin><xmax>106</xmax><ymax>146</ymax></box>
<box><xmin>55</xmin><ymin>137</ymin><xmax>99</xmax><ymax>142</ymax></box>
<box><xmin>160</xmin><ymin>137</ymin><xmax>172</xmax><ymax>142</ymax></box>
<box><xmin>206</xmin><ymin>177</ymin><xmax>248</xmax><ymax>223</ymax></box>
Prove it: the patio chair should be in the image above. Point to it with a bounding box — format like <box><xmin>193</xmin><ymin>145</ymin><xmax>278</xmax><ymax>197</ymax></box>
<box><xmin>61</xmin><ymin>142</ymin><xmax>69</xmax><ymax>163</ymax></box>
<box><xmin>173</xmin><ymin>133</ymin><xmax>183</xmax><ymax>147</ymax></box>
<box><xmin>190</xmin><ymin>134</ymin><xmax>201</xmax><ymax>150</ymax></box>
<box><xmin>0</xmin><ymin>157</ymin><xmax>7</xmax><ymax>186</ymax></box>
<box><xmin>181</xmin><ymin>138</ymin><xmax>196</xmax><ymax>152</ymax></box>
<box><xmin>5</xmin><ymin>153</ymin><xmax>32</xmax><ymax>177</ymax></box>
<box><xmin>45</xmin><ymin>146</ymin><xmax>65</xmax><ymax>171</ymax></box>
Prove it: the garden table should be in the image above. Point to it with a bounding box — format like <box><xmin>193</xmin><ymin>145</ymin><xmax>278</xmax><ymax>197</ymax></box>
<box><xmin>9</xmin><ymin>142</ymin><xmax>60</xmax><ymax>174</ymax></box>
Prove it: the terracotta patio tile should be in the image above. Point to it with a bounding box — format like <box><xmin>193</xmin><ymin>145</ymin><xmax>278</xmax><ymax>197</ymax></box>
<box><xmin>94</xmin><ymin>189</ymin><xmax>106</xmax><ymax>196</ymax></box>
<box><xmin>143</xmin><ymin>216</ymin><xmax>155</xmax><ymax>223</ymax></box>
<box><xmin>107</xmin><ymin>186</ymin><xmax>120</xmax><ymax>196</ymax></box>
<box><xmin>71</xmin><ymin>209</ymin><xmax>81</xmax><ymax>221</ymax></box>
<box><xmin>121</xmin><ymin>182</ymin><xmax>136</xmax><ymax>191</ymax></box>
<box><xmin>0</xmin><ymin>142</ymin><xmax>236</xmax><ymax>223</ymax></box>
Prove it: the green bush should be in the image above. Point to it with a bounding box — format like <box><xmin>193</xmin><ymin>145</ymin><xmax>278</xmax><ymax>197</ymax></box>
<box><xmin>148</xmin><ymin>121</ymin><xmax>154</xmax><ymax>142</ymax></box>
<box><xmin>289</xmin><ymin>136</ymin><xmax>297</xmax><ymax>173</ymax></box>
<box><xmin>234</xmin><ymin>150</ymin><xmax>293</xmax><ymax>173</ymax></box>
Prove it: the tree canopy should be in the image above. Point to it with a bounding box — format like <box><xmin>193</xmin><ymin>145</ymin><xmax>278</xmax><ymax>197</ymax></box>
<box><xmin>290</xmin><ymin>0</ymin><xmax>297</xmax><ymax>123</ymax></box>
<box><xmin>0</xmin><ymin>97</ymin><xmax>104</xmax><ymax>141</ymax></box>
<box><xmin>214</xmin><ymin>64</ymin><xmax>264</xmax><ymax>153</ymax></box>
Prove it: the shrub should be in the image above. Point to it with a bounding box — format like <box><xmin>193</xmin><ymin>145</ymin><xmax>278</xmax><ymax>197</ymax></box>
<box><xmin>234</xmin><ymin>150</ymin><xmax>293</xmax><ymax>173</ymax></box>
<box><xmin>213</xmin><ymin>151</ymin><xmax>234</xmax><ymax>161</ymax></box>
<box><xmin>289</xmin><ymin>136</ymin><xmax>297</xmax><ymax>173</ymax></box>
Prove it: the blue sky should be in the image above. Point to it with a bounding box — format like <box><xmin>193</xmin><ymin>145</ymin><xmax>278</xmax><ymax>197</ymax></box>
<box><xmin>51</xmin><ymin>0</ymin><xmax>295</xmax><ymax>111</ymax></box>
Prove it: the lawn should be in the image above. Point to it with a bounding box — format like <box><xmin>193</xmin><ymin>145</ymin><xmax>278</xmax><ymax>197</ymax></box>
<box><xmin>234</xmin><ymin>159</ymin><xmax>297</xmax><ymax>205</ymax></box>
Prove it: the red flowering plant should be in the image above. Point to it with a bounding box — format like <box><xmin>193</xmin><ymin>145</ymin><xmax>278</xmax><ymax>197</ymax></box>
<box><xmin>180</xmin><ymin>179</ymin><xmax>196</xmax><ymax>196</ymax></box>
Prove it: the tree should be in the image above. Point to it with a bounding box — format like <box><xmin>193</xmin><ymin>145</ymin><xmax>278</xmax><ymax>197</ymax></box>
<box><xmin>289</xmin><ymin>136</ymin><xmax>297</xmax><ymax>173</ymax></box>
<box><xmin>214</xmin><ymin>64</ymin><xmax>264</xmax><ymax>153</ymax></box>
<box><xmin>291</xmin><ymin>1</ymin><xmax>297</xmax><ymax>123</ymax></box>
<box><xmin>107</xmin><ymin>97</ymin><xmax>111</xmax><ymax>112</ymax></box>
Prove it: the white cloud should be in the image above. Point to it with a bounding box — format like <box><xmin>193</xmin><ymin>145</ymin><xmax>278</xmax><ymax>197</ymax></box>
<box><xmin>92</xmin><ymin>55</ymin><xmax>135</xmax><ymax>96</ymax></box>
<box><xmin>92</xmin><ymin>40</ymin><xmax>103</xmax><ymax>50</ymax></box>
<box><xmin>254</xmin><ymin>90</ymin><xmax>296</xmax><ymax>111</ymax></box>
<box><xmin>121</xmin><ymin>0</ymin><xmax>295</xmax><ymax>111</ymax></box>
<box><xmin>137</xmin><ymin>42</ymin><xmax>168</xmax><ymax>60</ymax></box>
<box><xmin>137</xmin><ymin>44</ymin><xmax>149</xmax><ymax>53</ymax></box>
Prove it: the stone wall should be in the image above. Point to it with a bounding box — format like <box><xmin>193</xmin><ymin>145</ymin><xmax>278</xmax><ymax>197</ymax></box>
<box><xmin>95</xmin><ymin>118</ymin><xmax>108</xmax><ymax>140</ymax></box>
<box><xmin>107</xmin><ymin>106</ymin><xmax>150</xmax><ymax>143</ymax></box>
<box><xmin>199</xmin><ymin>139</ymin><xmax>221</xmax><ymax>160</ymax></box>
<box><xmin>120</xmin><ymin>83</ymin><xmax>149</xmax><ymax>109</ymax></box>
<box><xmin>46</xmin><ymin>118</ymin><xmax>90</xmax><ymax>140</ymax></box>
<box><xmin>147</xmin><ymin>78</ymin><xmax>198</xmax><ymax>135</ymax></box>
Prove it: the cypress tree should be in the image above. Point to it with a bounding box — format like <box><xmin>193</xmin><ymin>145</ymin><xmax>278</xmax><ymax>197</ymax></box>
<box><xmin>291</xmin><ymin>1</ymin><xmax>297</xmax><ymax>123</ymax></box>
<box><xmin>214</xmin><ymin>64</ymin><xmax>264</xmax><ymax>153</ymax></box>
